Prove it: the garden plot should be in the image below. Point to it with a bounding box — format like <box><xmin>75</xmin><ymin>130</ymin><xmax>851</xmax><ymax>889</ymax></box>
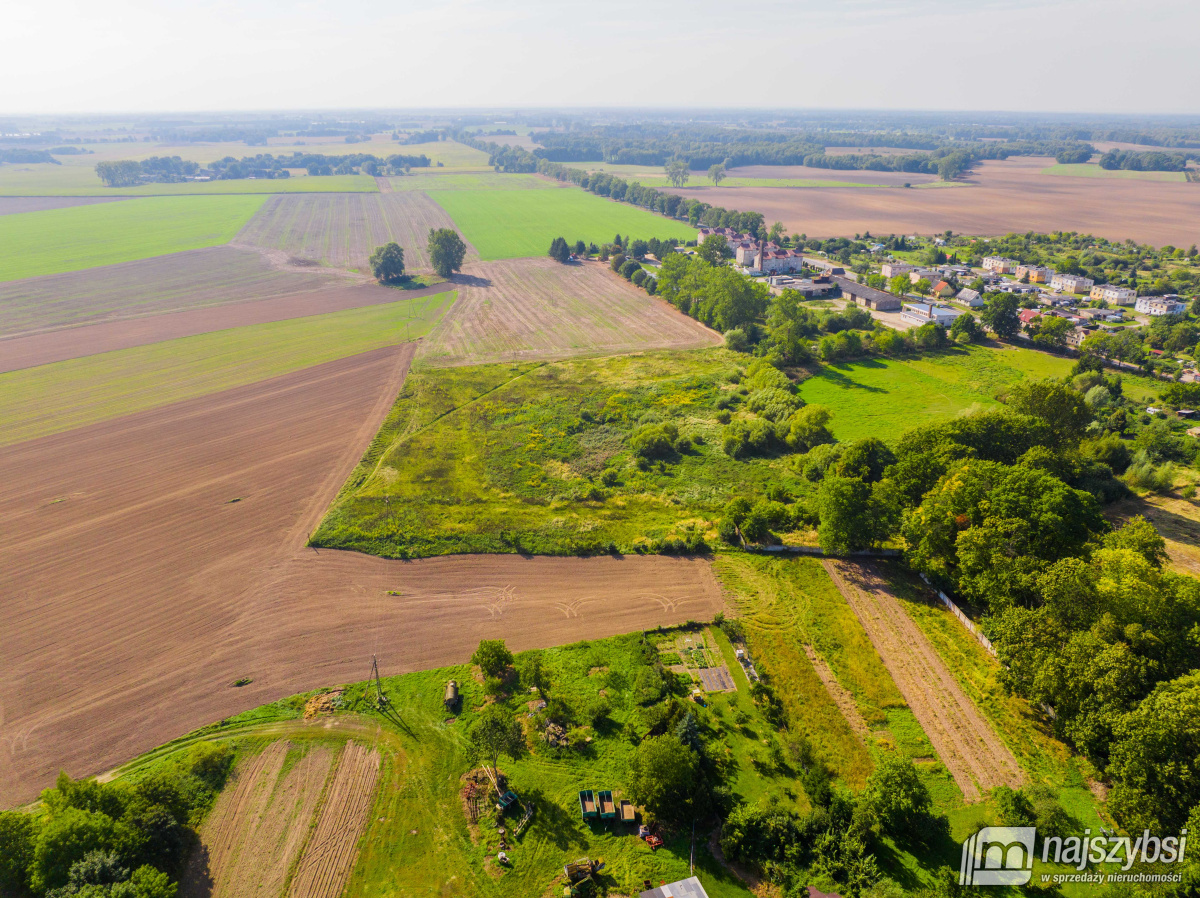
<box><xmin>662</xmin><ymin>629</ymin><xmax>736</xmax><ymax>693</ymax></box>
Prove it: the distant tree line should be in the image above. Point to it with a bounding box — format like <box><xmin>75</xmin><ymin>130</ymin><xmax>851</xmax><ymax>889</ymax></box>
<box><xmin>95</xmin><ymin>152</ymin><xmax>432</xmax><ymax>186</ymax></box>
<box><xmin>0</xmin><ymin>148</ymin><xmax>58</xmax><ymax>165</ymax></box>
<box><xmin>1099</xmin><ymin>149</ymin><xmax>1193</xmax><ymax>172</ymax></box>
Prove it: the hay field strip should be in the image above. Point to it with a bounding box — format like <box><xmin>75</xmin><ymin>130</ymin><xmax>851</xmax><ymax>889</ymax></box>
<box><xmin>0</xmin><ymin>245</ymin><xmax>350</xmax><ymax>338</ymax></box>
<box><xmin>418</xmin><ymin>257</ymin><xmax>720</xmax><ymax>366</ymax></box>
<box><xmin>796</xmin><ymin>344</ymin><xmax>1074</xmax><ymax>443</ymax></box>
<box><xmin>0</xmin><ymin>162</ymin><xmax>377</xmax><ymax>196</ymax></box>
<box><xmin>1040</xmin><ymin>163</ymin><xmax>1188</xmax><ymax>182</ymax></box>
<box><xmin>0</xmin><ymin>195</ymin><xmax>266</xmax><ymax>282</ymax></box>
<box><xmin>426</xmin><ymin>187</ymin><xmax>697</xmax><ymax>260</ymax></box>
<box><xmin>235</xmin><ymin>192</ymin><xmax>474</xmax><ymax>273</ymax></box>
<box><xmin>634</xmin><ymin>176</ymin><xmax>887</xmax><ymax>189</ymax></box>
<box><xmin>0</xmin><ymin>291</ymin><xmax>454</xmax><ymax>446</ymax></box>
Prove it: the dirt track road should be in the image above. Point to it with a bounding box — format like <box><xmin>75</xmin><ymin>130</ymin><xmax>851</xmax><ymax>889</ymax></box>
<box><xmin>0</xmin><ymin>345</ymin><xmax>724</xmax><ymax>805</ymax></box>
<box><xmin>822</xmin><ymin>560</ymin><xmax>1022</xmax><ymax>800</ymax></box>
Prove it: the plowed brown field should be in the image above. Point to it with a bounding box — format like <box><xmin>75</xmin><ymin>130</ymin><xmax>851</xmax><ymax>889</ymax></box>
<box><xmin>0</xmin><ymin>196</ymin><xmax>129</xmax><ymax>215</ymax></box>
<box><xmin>0</xmin><ymin>245</ymin><xmax>347</xmax><ymax>339</ymax></box>
<box><xmin>234</xmin><ymin>193</ymin><xmax>477</xmax><ymax>274</ymax></box>
<box><xmin>674</xmin><ymin>156</ymin><xmax>1200</xmax><ymax>246</ymax></box>
<box><xmin>0</xmin><ymin>344</ymin><xmax>725</xmax><ymax>805</ymax></box>
<box><xmin>418</xmin><ymin>258</ymin><xmax>720</xmax><ymax>366</ymax></box>
<box><xmin>823</xmin><ymin>560</ymin><xmax>1022</xmax><ymax>800</ymax></box>
<box><xmin>1</xmin><ymin>280</ymin><xmax>454</xmax><ymax>373</ymax></box>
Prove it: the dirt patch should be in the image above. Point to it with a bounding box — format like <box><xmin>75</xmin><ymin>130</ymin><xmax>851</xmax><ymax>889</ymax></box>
<box><xmin>287</xmin><ymin>741</ymin><xmax>382</xmax><ymax>898</ymax></box>
<box><xmin>672</xmin><ymin>156</ymin><xmax>1200</xmax><ymax>246</ymax></box>
<box><xmin>181</xmin><ymin>741</ymin><xmax>335</xmax><ymax>898</ymax></box>
<box><xmin>417</xmin><ymin>257</ymin><xmax>720</xmax><ymax>367</ymax></box>
<box><xmin>235</xmin><ymin>192</ymin><xmax>476</xmax><ymax>274</ymax></box>
<box><xmin>0</xmin><ymin>344</ymin><xmax>726</xmax><ymax>805</ymax></box>
<box><xmin>803</xmin><ymin>644</ymin><xmax>869</xmax><ymax>741</ymax></box>
<box><xmin>0</xmin><ymin>280</ymin><xmax>455</xmax><ymax>374</ymax></box>
<box><xmin>0</xmin><ymin>196</ymin><xmax>131</xmax><ymax>216</ymax></box>
<box><xmin>0</xmin><ymin>245</ymin><xmax>352</xmax><ymax>340</ymax></box>
<box><xmin>822</xmin><ymin>560</ymin><xmax>1022</xmax><ymax>801</ymax></box>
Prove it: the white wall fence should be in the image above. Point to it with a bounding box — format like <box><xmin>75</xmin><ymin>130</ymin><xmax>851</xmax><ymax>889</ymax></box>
<box><xmin>919</xmin><ymin>573</ymin><xmax>996</xmax><ymax>657</ymax></box>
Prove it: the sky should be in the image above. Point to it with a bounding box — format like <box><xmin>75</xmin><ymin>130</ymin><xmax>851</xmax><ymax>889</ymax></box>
<box><xmin>3</xmin><ymin>0</ymin><xmax>1199</xmax><ymax>115</ymax></box>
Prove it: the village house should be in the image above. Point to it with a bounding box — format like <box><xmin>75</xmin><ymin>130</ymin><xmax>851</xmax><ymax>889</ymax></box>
<box><xmin>908</xmin><ymin>268</ymin><xmax>941</xmax><ymax>285</ymax></box>
<box><xmin>1016</xmin><ymin>264</ymin><xmax>1054</xmax><ymax>283</ymax></box>
<box><xmin>901</xmin><ymin>302</ymin><xmax>961</xmax><ymax>327</ymax></box>
<box><xmin>982</xmin><ymin>256</ymin><xmax>1020</xmax><ymax>273</ymax></box>
<box><xmin>1050</xmin><ymin>273</ymin><xmax>1095</xmax><ymax>294</ymax></box>
<box><xmin>696</xmin><ymin>227</ymin><xmax>751</xmax><ymax>244</ymax></box>
<box><xmin>836</xmin><ymin>275</ymin><xmax>901</xmax><ymax>310</ymax></box>
<box><xmin>1136</xmin><ymin>295</ymin><xmax>1188</xmax><ymax>316</ymax></box>
<box><xmin>1090</xmin><ymin>284</ymin><xmax>1137</xmax><ymax>306</ymax></box>
<box><xmin>1066</xmin><ymin>326</ymin><xmax>1091</xmax><ymax>348</ymax></box>
<box><xmin>931</xmin><ymin>280</ymin><xmax>957</xmax><ymax>299</ymax></box>
<box><xmin>956</xmin><ymin>288</ymin><xmax>984</xmax><ymax>307</ymax></box>
<box><xmin>1018</xmin><ymin>309</ymin><xmax>1042</xmax><ymax>328</ymax></box>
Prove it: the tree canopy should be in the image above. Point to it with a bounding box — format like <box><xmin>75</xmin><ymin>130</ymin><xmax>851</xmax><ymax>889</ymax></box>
<box><xmin>428</xmin><ymin>228</ymin><xmax>467</xmax><ymax>278</ymax></box>
<box><xmin>368</xmin><ymin>242</ymin><xmax>406</xmax><ymax>284</ymax></box>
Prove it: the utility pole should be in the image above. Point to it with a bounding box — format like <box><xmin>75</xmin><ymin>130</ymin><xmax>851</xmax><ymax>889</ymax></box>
<box><xmin>370</xmin><ymin>654</ymin><xmax>389</xmax><ymax>709</ymax></box>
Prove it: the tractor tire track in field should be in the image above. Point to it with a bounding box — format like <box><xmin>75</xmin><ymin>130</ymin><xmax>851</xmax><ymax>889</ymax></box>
<box><xmin>822</xmin><ymin>560</ymin><xmax>1022</xmax><ymax>800</ymax></box>
<box><xmin>803</xmin><ymin>644</ymin><xmax>870</xmax><ymax>741</ymax></box>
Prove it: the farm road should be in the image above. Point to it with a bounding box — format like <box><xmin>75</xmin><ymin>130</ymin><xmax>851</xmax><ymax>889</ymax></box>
<box><xmin>0</xmin><ymin>343</ymin><xmax>724</xmax><ymax>805</ymax></box>
<box><xmin>822</xmin><ymin>560</ymin><xmax>1022</xmax><ymax>800</ymax></box>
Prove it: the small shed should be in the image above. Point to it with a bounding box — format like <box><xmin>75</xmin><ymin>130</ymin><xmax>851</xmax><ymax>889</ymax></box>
<box><xmin>443</xmin><ymin>680</ymin><xmax>459</xmax><ymax>710</ymax></box>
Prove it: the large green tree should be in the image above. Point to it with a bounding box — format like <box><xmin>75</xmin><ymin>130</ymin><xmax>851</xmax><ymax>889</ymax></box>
<box><xmin>467</xmin><ymin>705</ymin><xmax>525</xmax><ymax>787</ymax></box>
<box><xmin>627</xmin><ymin>734</ymin><xmax>699</xmax><ymax>823</ymax></box>
<box><xmin>707</xmin><ymin>163</ymin><xmax>726</xmax><ymax>186</ymax></box>
<box><xmin>428</xmin><ymin>228</ymin><xmax>467</xmax><ymax>278</ymax></box>
<box><xmin>981</xmin><ymin>293</ymin><xmax>1021</xmax><ymax>339</ymax></box>
<box><xmin>368</xmin><ymin>242</ymin><xmax>406</xmax><ymax>284</ymax></box>
<box><xmin>664</xmin><ymin>160</ymin><xmax>690</xmax><ymax>188</ymax></box>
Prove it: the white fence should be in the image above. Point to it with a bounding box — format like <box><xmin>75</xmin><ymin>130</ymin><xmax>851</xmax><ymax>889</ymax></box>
<box><xmin>919</xmin><ymin>573</ymin><xmax>996</xmax><ymax>657</ymax></box>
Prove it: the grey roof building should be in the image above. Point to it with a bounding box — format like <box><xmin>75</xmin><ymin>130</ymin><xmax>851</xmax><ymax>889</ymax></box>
<box><xmin>639</xmin><ymin>877</ymin><xmax>710</xmax><ymax>898</ymax></box>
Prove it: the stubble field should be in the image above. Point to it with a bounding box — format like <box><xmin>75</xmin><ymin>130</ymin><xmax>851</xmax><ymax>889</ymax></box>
<box><xmin>417</xmin><ymin>257</ymin><xmax>720</xmax><ymax>366</ymax></box>
<box><xmin>233</xmin><ymin>192</ymin><xmax>474</xmax><ymax>273</ymax></box>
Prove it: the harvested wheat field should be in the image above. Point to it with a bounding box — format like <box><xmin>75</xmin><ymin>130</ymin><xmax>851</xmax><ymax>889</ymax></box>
<box><xmin>675</xmin><ymin>156</ymin><xmax>1200</xmax><ymax>246</ymax></box>
<box><xmin>0</xmin><ymin>245</ymin><xmax>351</xmax><ymax>339</ymax></box>
<box><xmin>0</xmin><ymin>341</ymin><xmax>725</xmax><ymax>804</ymax></box>
<box><xmin>182</xmin><ymin>741</ymin><xmax>336</xmax><ymax>898</ymax></box>
<box><xmin>286</xmin><ymin>742</ymin><xmax>382</xmax><ymax>898</ymax></box>
<box><xmin>822</xmin><ymin>560</ymin><xmax>1022</xmax><ymax>800</ymax></box>
<box><xmin>1</xmin><ymin>279</ymin><xmax>454</xmax><ymax>373</ymax></box>
<box><xmin>234</xmin><ymin>192</ymin><xmax>477</xmax><ymax>274</ymax></box>
<box><xmin>418</xmin><ymin>257</ymin><xmax>721</xmax><ymax>366</ymax></box>
<box><xmin>0</xmin><ymin>196</ymin><xmax>130</xmax><ymax>215</ymax></box>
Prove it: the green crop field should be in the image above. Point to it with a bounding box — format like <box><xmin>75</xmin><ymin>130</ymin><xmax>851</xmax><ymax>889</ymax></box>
<box><xmin>1040</xmin><ymin>163</ymin><xmax>1188</xmax><ymax>182</ymax></box>
<box><xmin>796</xmin><ymin>344</ymin><xmax>1079</xmax><ymax>443</ymax></box>
<box><xmin>396</xmin><ymin>139</ymin><xmax>493</xmax><ymax>170</ymax></box>
<box><xmin>0</xmin><ymin>162</ymin><xmax>377</xmax><ymax>196</ymax></box>
<box><xmin>635</xmin><ymin>176</ymin><xmax>884</xmax><ymax>189</ymax></box>
<box><xmin>0</xmin><ymin>195</ymin><xmax>267</xmax><ymax>281</ymax></box>
<box><xmin>0</xmin><ymin>292</ymin><xmax>454</xmax><ymax>446</ymax></box>
<box><xmin>426</xmin><ymin>188</ymin><xmax>697</xmax><ymax>259</ymax></box>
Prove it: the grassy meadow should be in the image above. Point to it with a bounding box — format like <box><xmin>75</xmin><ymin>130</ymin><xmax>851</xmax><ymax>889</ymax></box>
<box><xmin>0</xmin><ymin>195</ymin><xmax>266</xmax><ymax>281</ymax></box>
<box><xmin>796</xmin><ymin>344</ymin><xmax>1077</xmax><ymax>442</ymax></box>
<box><xmin>312</xmin><ymin>349</ymin><xmax>817</xmax><ymax>558</ymax></box>
<box><xmin>388</xmin><ymin>172</ymin><xmax>555</xmax><ymax>191</ymax></box>
<box><xmin>426</xmin><ymin>188</ymin><xmax>698</xmax><ymax>260</ymax></box>
<box><xmin>0</xmin><ymin>291</ymin><xmax>455</xmax><ymax>445</ymax></box>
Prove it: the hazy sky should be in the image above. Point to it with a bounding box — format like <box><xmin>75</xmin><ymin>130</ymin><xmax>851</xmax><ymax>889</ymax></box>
<box><xmin>4</xmin><ymin>0</ymin><xmax>1198</xmax><ymax>115</ymax></box>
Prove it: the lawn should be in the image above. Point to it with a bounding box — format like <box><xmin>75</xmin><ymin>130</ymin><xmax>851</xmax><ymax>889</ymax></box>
<box><xmin>0</xmin><ymin>195</ymin><xmax>266</xmax><ymax>281</ymax></box>
<box><xmin>425</xmin><ymin>187</ymin><xmax>698</xmax><ymax>260</ymax></box>
<box><xmin>311</xmin><ymin>349</ymin><xmax>816</xmax><ymax>558</ymax></box>
<box><xmin>0</xmin><ymin>161</ymin><xmax>376</xmax><ymax>196</ymax></box>
<box><xmin>1040</xmin><ymin>163</ymin><xmax>1188</xmax><ymax>182</ymax></box>
<box><xmin>0</xmin><ymin>291</ymin><xmax>455</xmax><ymax>446</ymax></box>
<box><xmin>797</xmin><ymin>344</ymin><xmax>1077</xmax><ymax>443</ymax></box>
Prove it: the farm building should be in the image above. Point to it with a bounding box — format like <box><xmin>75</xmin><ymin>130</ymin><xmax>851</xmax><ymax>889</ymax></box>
<box><xmin>1050</xmin><ymin>273</ymin><xmax>1095</xmax><ymax>294</ymax></box>
<box><xmin>803</xmin><ymin>256</ymin><xmax>846</xmax><ymax>275</ymax></box>
<box><xmin>639</xmin><ymin>876</ymin><xmax>710</xmax><ymax>898</ymax></box>
<box><xmin>1090</xmin><ymin>284</ymin><xmax>1137</xmax><ymax>305</ymax></box>
<box><xmin>835</xmin><ymin>275</ymin><xmax>901</xmax><ymax>310</ymax></box>
<box><xmin>901</xmin><ymin>302</ymin><xmax>961</xmax><ymax>327</ymax></box>
<box><xmin>956</xmin><ymin>287</ymin><xmax>984</xmax><ymax>307</ymax></box>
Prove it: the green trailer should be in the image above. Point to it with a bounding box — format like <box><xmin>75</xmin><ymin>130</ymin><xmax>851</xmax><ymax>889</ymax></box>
<box><xmin>598</xmin><ymin>790</ymin><xmax>616</xmax><ymax>819</ymax></box>
<box><xmin>578</xmin><ymin>789</ymin><xmax>597</xmax><ymax>819</ymax></box>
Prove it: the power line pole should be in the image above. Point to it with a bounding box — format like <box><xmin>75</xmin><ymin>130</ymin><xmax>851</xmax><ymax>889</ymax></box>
<box><xmin>370</xmin><ymin>654</ymin><xmax>389</xmax><ymax>709</ymax></box>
